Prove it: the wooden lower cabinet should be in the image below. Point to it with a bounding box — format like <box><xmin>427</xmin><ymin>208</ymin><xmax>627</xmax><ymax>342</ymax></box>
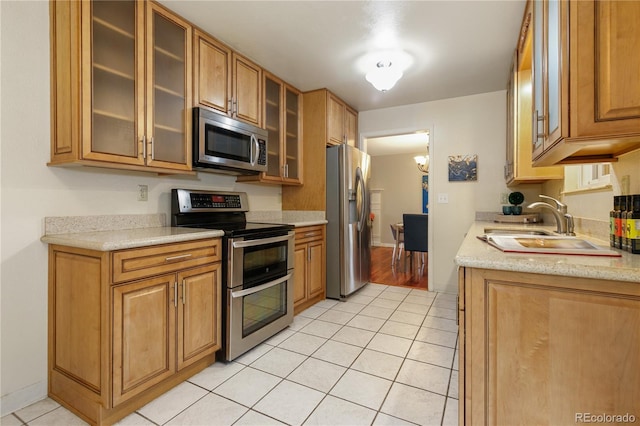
<box><xmin>458</xmin><ymin>267</ymin><xmax>640</xmax><ymax>425</ymax></box>
<box><xmin>48</xmin><ymin>239</ymin><xmax>222</xmax><ymax>425</ymax></box>
<box><xmin>293</xmin><ymin>225</ymin><xmax>326</xmax><ymax>314</ymax></box>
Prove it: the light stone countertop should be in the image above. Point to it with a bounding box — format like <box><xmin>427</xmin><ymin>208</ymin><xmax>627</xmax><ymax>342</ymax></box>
<box><xmin>455</xmin><ymin>221</ymin><xmax>640</xmax><ymax>283</ymax></box>
<box><xmin>40</xmin><ymin>212</ymin><xmax>326</xmax><ymax>252</ymax></box>
<box><xmin>41</xmin><ymin>227</ymin><xmax>224</xmax><ymax>252</ymax></box>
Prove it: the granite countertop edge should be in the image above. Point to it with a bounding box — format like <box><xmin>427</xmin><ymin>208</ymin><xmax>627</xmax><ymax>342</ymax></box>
<box><xmin>455</xmin><ymin>221</ymin><xmax>640</xmax><ymax>283</ymax></box>
<box><xmin>41</xmin><ymin>227</ymin><xmax>225</xmax><ymax>251</ymax></box>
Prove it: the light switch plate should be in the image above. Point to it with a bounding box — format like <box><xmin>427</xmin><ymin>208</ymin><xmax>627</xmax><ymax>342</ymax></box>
<box><xmin>437</xmin><ymin>193</ymin><xmax>449</xmax><ymax>203</ymax></box>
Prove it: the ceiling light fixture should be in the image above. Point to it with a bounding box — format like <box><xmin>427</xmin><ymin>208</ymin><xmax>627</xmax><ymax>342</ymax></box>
<box><xmin>366</xmin><ymin>61</ymin><xmax>403</xmax><ymax>92</ymax></box>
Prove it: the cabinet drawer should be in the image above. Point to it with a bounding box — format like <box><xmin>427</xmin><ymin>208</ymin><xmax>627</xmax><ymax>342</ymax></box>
<box><xmin>295</xmin><ymin>225</ymin><xmax>325</xmax><ymax>243</ymax></box>
<box><xmin>113</xmin><ymin>239</ymin><xmax>221</xmax><ymax>283</ymax></box>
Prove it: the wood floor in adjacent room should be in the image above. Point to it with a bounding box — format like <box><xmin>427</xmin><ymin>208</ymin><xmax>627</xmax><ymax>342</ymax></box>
<box><xmin>370</xmin><ymin>246</ymin><xmax>428</xmax><ymax>290</ymax></box>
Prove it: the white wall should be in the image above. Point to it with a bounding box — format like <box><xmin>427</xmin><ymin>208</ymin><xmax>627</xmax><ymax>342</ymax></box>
<box><xmin>543</xmin><ymin>149</ymin><xmax>640</xmax><ymax>223</ymax></box>
<box><xmin>359</xmin><ymin>91</ymin><xmax>512</xmax><ymax>294</ymax></box>
<box><xmin>0</xmin><ymin>1</ymin><xmax>281</xmax><ymax>414</ymax></box>
<box><xmin>370</xmin><ymin>153</ymin><xmax>427</xmax><ymax>246</ymax></box>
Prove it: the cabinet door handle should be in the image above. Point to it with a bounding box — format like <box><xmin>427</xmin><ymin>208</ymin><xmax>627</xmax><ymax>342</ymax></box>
<box><xmin>174</xmin><ymin>282</ymin><xmax>178</xmax><ymax>307</ymax></box>
<box><xmin>165</xmin><ymin>253</ymin><xmax>192</xmax><ymax>262</ymax></box>
<box><xmin>308</xmin><ymin>247</ymin><xmax>311</xmax><ymax>262</ymax></box>
<box><xmin>284</xmin><ymin>163</ymin><xmax>289</xmax><ymax>178</ymax></box>
<box><xmin>150</xmin><ymin>136</ymin><xmax>155</xmax><ymax>160</ymax></box>
<box><xmin>141</xmin><ymin>135</ymin><xmax>146</xmax><ymax>159</ymax></box>
<box><xmin>182</xmin><ymin>279</ymin><xmax>186</xmax><ymax>305</ymax></box>
<box><xmin>533</xmin><ymin>109</ymin><xmax>545</xmax><ymax>143</ymax></box>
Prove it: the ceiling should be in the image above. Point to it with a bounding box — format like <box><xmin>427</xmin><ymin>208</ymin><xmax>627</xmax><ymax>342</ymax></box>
<box><xmin>159</xmin><ymin>0</ymin><xmax>526</xmax><ymax>113</ymax></box>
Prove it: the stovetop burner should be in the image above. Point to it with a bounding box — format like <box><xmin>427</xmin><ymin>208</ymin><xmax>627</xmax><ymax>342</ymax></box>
<box><xmin>171</xmin><ymin>189</ymin><xmax>293</xmax><ymax>237</ymax></box>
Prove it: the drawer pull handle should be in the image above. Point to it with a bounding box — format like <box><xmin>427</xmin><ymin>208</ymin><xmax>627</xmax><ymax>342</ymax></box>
<box><xmin>304</xmin><ymin>232</ymin><xmax>317</xmax><ymax>237</ymax></box>
<box><xmin>165</xmin><ymin>254</ymin><xmax>192</xmax><ymax>262</ymax></box>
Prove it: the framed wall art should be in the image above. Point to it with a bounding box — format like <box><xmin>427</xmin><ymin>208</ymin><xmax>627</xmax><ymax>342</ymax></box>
<box><xmin>448</xmin><ymin>154</ymin><xmax>477</xmax><ymax>181</ymax></box>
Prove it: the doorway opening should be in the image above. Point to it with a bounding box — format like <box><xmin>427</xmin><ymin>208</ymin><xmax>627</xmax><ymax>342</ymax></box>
<box><xmin>363</xmin><ymin>130</ymin><xmax>431</xmax><ymax>290</ymax></box>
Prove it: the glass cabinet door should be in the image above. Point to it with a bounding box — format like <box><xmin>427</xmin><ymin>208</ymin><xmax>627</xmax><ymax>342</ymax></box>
<box><xmin>545</xmin><ymin>0</ymin><xmax>563</xmax><ymax>149</ymax></box>
<box><xmin>264</xmin><ymin>76</ymin><xmax>283</xmax><ymax>179</ymax></box>
<box><xmin>146</xmin><ymin>3</ymin><xmax>191</xmax><ymax>170</ymax></box>
<box><xmin>87</xmin><ymin>0</ymin><xmax>143</xmax><ymax>165</ymax></box>
<box><xmin>284</xmin><ymin>86</ymin><xmax>301</xmax><ymax>182</ymax></box>
<box><xmin>531</xmin><ymin>0</ymin><xmax>545</xmax><ymax>158</ymax></box>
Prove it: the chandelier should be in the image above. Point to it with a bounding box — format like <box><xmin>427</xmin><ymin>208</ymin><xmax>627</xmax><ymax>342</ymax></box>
<box><xmin>414</xmin><ymin>145</ymin><xmax>430</xmax><ymax>174</ymax></box>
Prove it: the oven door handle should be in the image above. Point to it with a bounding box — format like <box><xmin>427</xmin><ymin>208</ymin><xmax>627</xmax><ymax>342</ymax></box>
<box><xmin>230</xmin><ymin>273</ymin><xmax>293</xmax><ymax>298</ymax></box>
<box><xmin>232</xmin><ymin>233</ymin><xmax>293</xmax><ymax>248</ymax></box>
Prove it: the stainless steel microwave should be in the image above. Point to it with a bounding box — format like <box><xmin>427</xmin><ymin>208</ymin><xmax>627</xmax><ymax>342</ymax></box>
<box><xmin>193</xmin><ymin>107</ymin><xmax>268</xmax><ymax>174</ymax></box>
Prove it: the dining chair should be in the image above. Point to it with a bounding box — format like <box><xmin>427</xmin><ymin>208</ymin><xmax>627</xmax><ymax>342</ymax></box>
<box><xmin>389</xmin><ymin>224</ymin><xmax>404</xmax><ymax>266</ymax></box>
<box><xmin>403</xmin><ymin>213</ymin><xmax>428</xmax><ymax>274</ymax></box>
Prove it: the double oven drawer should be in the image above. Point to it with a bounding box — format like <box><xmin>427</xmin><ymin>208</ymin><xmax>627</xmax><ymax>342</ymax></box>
<box><xmin>225</xmin><ymin>231</ymin><xmax>295</xmax><ymax>360</ymax></box>
<box><xmin>112</xmin><ymin>239</ymin><xmax>221</xmax><ymax>283</ymax></box>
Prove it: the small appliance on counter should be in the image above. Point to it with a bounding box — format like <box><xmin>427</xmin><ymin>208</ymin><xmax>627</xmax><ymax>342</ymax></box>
<box><xmin>171</xmin><ymin>189</ymin><xmax>294</xmax><ymax>361</ymax></box>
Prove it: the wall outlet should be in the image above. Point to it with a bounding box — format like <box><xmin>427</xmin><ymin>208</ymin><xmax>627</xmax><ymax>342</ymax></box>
<box><xmin>621</xmin><ymin>175</ymin><xmax>630</xmax><ymax>195</ymax></box>
<box><xmin>437</xmin><ymin>193</ymin><xmax>449</xmax><ymax>203</ymax></box>
<box><xmin>500</xmin><ymin>192</ymin><xmax>509</xmax><ymax>204</ymax></box>
<box><xmin>138</xmin><ymin>184</ymin><xmax>148</xmax><ymax>201</ymax></box>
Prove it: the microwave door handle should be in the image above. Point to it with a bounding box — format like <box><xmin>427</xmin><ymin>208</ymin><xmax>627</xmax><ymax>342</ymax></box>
<box><xmin>251</xmin><ymin>134</ymin><xmax>259</xmax><ymax>166</ymax></box>
<box><xmin>232</xmin><ymin>233</ymin><xmax>293</xmax><ymax>249</ymax></box>
<box><xmin>231</xmin><ymin>273</ymin><xmax>293</xmax><ymax>298</ymax></box>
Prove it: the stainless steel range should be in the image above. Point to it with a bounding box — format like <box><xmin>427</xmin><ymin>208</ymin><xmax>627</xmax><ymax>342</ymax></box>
<box><xmin>171</xmin><ymin>189</ymin><xmax>294</xmax><ymax>361</ymax></box>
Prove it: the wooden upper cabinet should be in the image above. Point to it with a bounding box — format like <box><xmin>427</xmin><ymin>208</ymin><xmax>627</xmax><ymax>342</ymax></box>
<box><xmin>233</xmin><ymin>54</ymin><xmax>262</xmax><ymax>126</ymax></box>
<box><xmin>192</xmin><ymin>30</ymin><xmax>262</xmax><ymax>127</ymax></box>
<box><xmin>328</xmin><ymin>94</ymin><xmax>346</xmax><ymax>145</ymax></box>
<box><xmin>145</xmin><ymin>2</ymin><xmax>192</xmax><ymax>170</ymax></box>
<box><xmin>327</xmin><ymin>91</ymin><xmax>358</xmax><ymax>146</ymax></box>
<box><xmin>50</xmin><ymin>0</ymin><xmax>193</xmax><ymax>174</ymax></box>
<box><xmin>570</xmin><ymin>1</ymin><xmax>640</xmax><ymax>137</ymax></box>
<box><xmin>237</xmin><ymin>72</ymin><xmax>302</xmax><ymax>185</ymax></box>
<box><xmin>506</xmin><ymin>2</ymin><xmax>563</xmax><ymax>185</ymax></box>
<box><xmin>193</xmin><ymin>29</ymin><xmax>231</xmax><ymax>116</ymax></box>
<box><xmin>345</xmin><ymin>106</ymin><xmax>358</xmax><ymax>147</ymax></box>
<box><xmin>530</xmin><ymin>0</ymin><xmax>640</xmax><ymax>166</ymax></box>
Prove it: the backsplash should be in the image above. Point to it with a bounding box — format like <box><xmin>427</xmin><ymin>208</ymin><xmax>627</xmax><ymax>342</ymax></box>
<box><xmin>44</xmin><ymin>214</ymin><xmax>166</xmax><ymax>235</ymax></box>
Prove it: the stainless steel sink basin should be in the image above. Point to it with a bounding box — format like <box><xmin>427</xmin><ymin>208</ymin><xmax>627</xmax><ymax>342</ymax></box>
<box><xmin>483</xmin><ymin>227</ymin><xmax>555</xmax><ymax>236</ymax></box>
<box><xmin>479</xmin><ymin>232</ymin><xmax>622</xmax><ymax>257</ymax></box>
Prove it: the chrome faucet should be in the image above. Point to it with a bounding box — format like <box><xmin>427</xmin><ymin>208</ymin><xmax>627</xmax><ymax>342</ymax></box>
<box><xmin>527</xmin><ymin>195</ymin><xmax>575</xmax><ymax>235</ymax></box>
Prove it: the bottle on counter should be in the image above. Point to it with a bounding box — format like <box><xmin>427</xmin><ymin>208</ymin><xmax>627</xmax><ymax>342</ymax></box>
<box><xmin>616</xmin><ymin>195</ymin><xmax>627</xmax><ymax>250</ymax></box>
<box><xmin>610</xmin><ymin>196</ymin><xmax>618</xmax><ymax>248</ymax></box>
<box><xmin>622</xmin><ymin>195</ymin><xmax>631</xmax><ymax>252</ymax></box>
<box><xmin>629</xmin><ymin>194</ymin><xmax>640</xmax><ymax>254</ymax></box>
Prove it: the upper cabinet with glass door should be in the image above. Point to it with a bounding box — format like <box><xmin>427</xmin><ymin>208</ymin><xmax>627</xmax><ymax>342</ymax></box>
<box><xmin>237</xmin><ymin>72</ymin><xmax>302</xmax><ymax>185</ymax></box>
<box><xmin>505</xmin><ymin>0</ymin><xmax>563</xmax><ymax>185</ymax></box>
<box><xmin>49</xmin><ymin>0</ymin><xmax>193</xmax><ymax>174</ymax></box>
<box><xmin>530</xmin><ymin>0</ymin><xmax>640</xmax><ymax>166</ymax></box>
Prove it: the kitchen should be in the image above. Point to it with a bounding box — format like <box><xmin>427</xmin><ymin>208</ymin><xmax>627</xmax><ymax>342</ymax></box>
<box><xmin>2</xmin><ymin>1</ymin><xmax>640</xmax><ymax>425</ymax></box>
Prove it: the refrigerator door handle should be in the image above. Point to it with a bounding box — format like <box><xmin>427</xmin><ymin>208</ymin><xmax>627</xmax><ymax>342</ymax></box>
<box><xmin>356</xmin><ymin>167</ymin><xmax>366</xmax><ymax>232</ymax></box>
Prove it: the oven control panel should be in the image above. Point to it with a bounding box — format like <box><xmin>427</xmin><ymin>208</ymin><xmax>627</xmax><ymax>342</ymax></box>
<box><xmin>172</xmin><ymin>189</ymin><xmax>248</xmax><ymax>213</ymax></box>
<box><xmin>190</xmin><ymin>193</ymin><xmax>241</xmax><ymax>209</ymax></box>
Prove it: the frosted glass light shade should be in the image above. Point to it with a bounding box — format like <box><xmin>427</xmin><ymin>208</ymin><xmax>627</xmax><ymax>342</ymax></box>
<box><xmin>366</xmin><ymin>62</ymin><xmax>403</xmax><ymax>92</ymax></box>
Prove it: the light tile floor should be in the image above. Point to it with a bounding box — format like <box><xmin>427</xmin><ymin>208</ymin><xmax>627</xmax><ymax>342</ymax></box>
<box><xmin>2</xmin><ymin>283</ymin><xmax>459</xmax><ymax>426</ymax></box>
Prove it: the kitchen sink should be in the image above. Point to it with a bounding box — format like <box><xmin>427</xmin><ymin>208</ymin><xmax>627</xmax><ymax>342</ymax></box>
<box><xmin>483</xmin><ymin>227</ymin><xmax>555</xmax><ymax>236</ymax></box>
<box><xmin>480</xmin><ymin>233</ymin><xmax>622</xmax><ymax>257</ymax></box>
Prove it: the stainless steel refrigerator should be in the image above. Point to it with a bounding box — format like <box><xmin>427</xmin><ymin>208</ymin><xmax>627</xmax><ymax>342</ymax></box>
<box><xmin>326</xmin><ymin>144</ymin><xmax>371</xmax><ymax>299</ymax></box>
